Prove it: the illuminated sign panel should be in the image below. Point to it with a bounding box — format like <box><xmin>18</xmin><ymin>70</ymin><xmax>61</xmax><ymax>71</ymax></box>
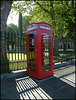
<box><xmin>40</xmin><ymin>26</ymin><xmax>51</xmax><ymax>30</ymax></box>
<box><xmin>27</xmin><ymin>26</ymin><xmax>37</xmax><ymax>32</ymax></box>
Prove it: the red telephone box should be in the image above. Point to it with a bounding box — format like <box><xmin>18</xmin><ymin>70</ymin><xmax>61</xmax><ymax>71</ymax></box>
<box><xmin>26</xmin><ymin>22</ymin><xmax>53</xmax><ymax>79</ymax></box>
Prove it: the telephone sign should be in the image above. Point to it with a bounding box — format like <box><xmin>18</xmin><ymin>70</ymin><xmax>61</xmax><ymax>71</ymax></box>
<box><xmin>40</xmin><ymin>26</ymin><xmax>51</xmax><ymax>30</ymax></box>
<box><xmin>26</xmin><ymin>22</ymin><xmax>53</xmax><ymax>79</ymax></box>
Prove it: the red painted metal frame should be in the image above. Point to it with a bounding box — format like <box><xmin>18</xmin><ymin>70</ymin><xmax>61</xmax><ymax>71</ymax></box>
<box><xmin>26</xmin><ymin>22</ymin><xmax>53</xmax><ymax>79</ymax></box>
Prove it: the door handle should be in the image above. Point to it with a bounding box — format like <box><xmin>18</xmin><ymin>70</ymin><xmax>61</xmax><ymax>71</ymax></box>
<box><xmin>35</xmin><ymin>49</ymin><xmax>37</xmax><ymax>51</ymax></box>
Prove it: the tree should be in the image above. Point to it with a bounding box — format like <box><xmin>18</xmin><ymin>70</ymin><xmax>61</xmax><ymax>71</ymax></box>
<box><xmin>0</xmin><ymin>1</ymin><xmax>13</xmax><ymax>73</ymax></box>
<box><xmin>22</xmin><ymin>16</ymin><xmax>30</xmax><ymax>33</ymax></box>
<box><xmin>1</xmin><ymin>0</ymin><xmax>13</xmax><ymax>31</ymax></box>
<box><xmin>1</xmin><ymin>0</ymin><xmax>75</xmax><ymax>39</ymax></box>
<box><xmin>6</xmin><ymin>23</ymin><xmax>18</xmax><ymax>33</ymax></box>
<box><xmin>6</xmin><ymin>23</ymin><xmax>18</xmax><ymax>51</ymax></box>
<box><xmin>27</xmin><ymin>1</ymin><xmax>75</xmax><ymax>55</ymax></box>
<box><xmin>28</xmin><ymin>1</ymin><xmax>75</xmax><ymax>39</ymax></box>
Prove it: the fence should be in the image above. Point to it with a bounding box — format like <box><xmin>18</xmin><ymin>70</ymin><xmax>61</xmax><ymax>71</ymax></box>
<box><xmin>0</xmin><ymin>31</ymin><xmax>27</xmax><ymax>74</ymax></box>
<box><xmin>53</xmin><ymin>37</ymin><xmax>75</xmax><ymax>65</ymax></box>
<box><xmin>0</xmin><ymin>31</ymin><xmax>75</xmax><ymax>74</ymax></box>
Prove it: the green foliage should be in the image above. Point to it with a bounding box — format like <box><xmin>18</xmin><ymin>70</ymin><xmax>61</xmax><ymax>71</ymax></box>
<box><xmin>12</xmin><ymin>1</ymin><xmax>33</xmax><ymax>14</ymax></box>
<box><xmin>22</xmin><ymin>16</ymin><xmax>30</xmax><ymax>33</ymax></box>
<box><xmin>11</xmin><ymin>0</ymin><xmax>75</xmax><ymax>39</ymax></box>
<box><xmin>6</xmin><ymin>23</ymin><xmax>18</xmax><ymax>33</ymax></box>
<box><xmin>6</xmin><ymin>23</ymin><xmax>18</xmax><ymax>50</ymax></box>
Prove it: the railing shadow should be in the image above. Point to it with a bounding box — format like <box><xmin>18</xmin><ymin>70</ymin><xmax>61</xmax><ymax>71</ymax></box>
<box><xmin>15</xmin><ymin>75</ymin><xmax>75</xmax><ymax>99</ymax></box>
<box><xmin>1</xmin><ymin>72</ymin><xmax>75</xmax><ymax>99</ymax></box>
<box><xmin>15</xmin><ymin>76</ymin><xmax>52</xmax><ymax>99</ymax></box>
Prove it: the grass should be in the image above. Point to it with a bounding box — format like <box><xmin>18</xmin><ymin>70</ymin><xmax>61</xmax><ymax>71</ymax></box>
<box><xmin>7</xmin><ymin>53</ymin><xmax>27</xmax><ymax>61</ymax></box>
<box><xmin>59</xmin><ymin>51</ymin><xmax>75</xmax><ymax>55</ymax></box>
<box><xmin>1</xmin><ymin>51</ymin><xmax>75</xmax><ymax>74</ymax></box>
<box><xmin>1</xmin><ymin>53</ymin><xmax>27</xmax><ymax>74</ymax></box>
<box><xmin>12</xmin><ymin>69</ymin><xmax>27</xmax><ymax>73</ymax></box>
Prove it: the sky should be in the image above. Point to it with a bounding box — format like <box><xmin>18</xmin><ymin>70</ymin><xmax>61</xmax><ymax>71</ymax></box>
<box><xmin>7</xmin><ymin>1</ymin><xmax>34</xmax><ymax>26</ymax></box>
<box><xmin>7</xmin><ymin>9</ymin><xmax>29</xmax><ymax>26</ymax></box>
<box><xmin>7</xmin><ymin>10</ymin><xmax>19</xmax><ymax>26</ymax></box>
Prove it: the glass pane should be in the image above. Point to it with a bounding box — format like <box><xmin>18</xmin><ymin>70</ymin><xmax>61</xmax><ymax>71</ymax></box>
<box><xmin>43</xmin><ymin>67</ymin><xmax>50</xmax><ymax>72</ymax></box>
<box><xmin>44</xmin><ymin>43</ymin><xmax>49</xmax><ymax>47</ymax></box>
<box><xmin>29</xmin><ymin>39</ymin><xmax>32</xmax><ymax>42</ymax></box>
<box><xmin>29</xmin><ymin>48</ymin><xmax>34</xmax><ymax>52</ymax></box>
<box><xmin>42</xmin><ymin>33</ymin><xmax>49</xmax><ymax>37</ymax></box>
<box><xmin>29</xmin><ymin>58</ymin><xmax>34</xmax><ymax>61</ymax></box>
<box><xmin>44</xmin><ymin>62</ymin><xmax>49</xmax><ymax>66</ymax></box>
<box><xmin>29</xmin><ymin>67</ymin><xmax>35</xmax><ymax>72</ymax></box>
<box><xmin>29</xmin><ymin>62</ymin><xmax>34</xmax><ymax>66</ymax></box>
<box><xmin>29</xmin><ymin>39</ymin><xmax>35</xmax><ymax>47</ymax></box>
<box><xmin>29</xmin><ymin>52</ymin><xmax>34</xmax><ymax>58</ymax></box>
<box><xmin>29</xmin><ymin>33</ymin><xmax>34</xmax><ymax>38</ymax></box>
<box><xmin>44</xmin><ymin>48</ymin><xmax>49</xmax><ymax>51</ymax></box>
<box><xmin>44</xmin><ymin>58</ymin><xmax>49</xmax><ymax>62</ymax></box>
<box><xmin>43</xmin><ymin>52</ymin><xmax>49</xmax><ymax>57</ymax></box>
<box><xmin>43</xmin><ymin>38</ymin><xmax>49</xmax><ymax>42</ymax></box>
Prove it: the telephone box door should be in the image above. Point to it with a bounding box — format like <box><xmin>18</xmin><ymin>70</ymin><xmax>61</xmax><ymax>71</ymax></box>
<box><xmin>41</xmin><ymin>32</ymin><xmax>52</xmax><ymax>72</ymax></box>
<box><xmin>38</xmin><ymin>25</ymin><xmax>53</xmax><ymax>79</ymax></box>
<box><xmin>27</xmin><ymin>31</ymin><xmax>37</xmax><ymax>74</ymax></box>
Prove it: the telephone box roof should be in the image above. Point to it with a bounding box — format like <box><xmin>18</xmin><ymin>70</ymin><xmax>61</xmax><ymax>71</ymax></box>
<box><xmin>26</xmin><ymin>22</ymin><xmax>52</xmax><ymax>28</ymax></box>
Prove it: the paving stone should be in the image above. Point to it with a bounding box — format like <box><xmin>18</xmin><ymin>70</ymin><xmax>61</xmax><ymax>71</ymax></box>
<box><xmin>1</xmin><ymin>78</ymin><xmax>16</xmax><ymax>90</ymax></box>
<box><xmin>59</xmin><ymin>84</ymin><xmax>75</xmax><ymax>99</ymax></box>
<box><xmin>1</xmin><ymin>87</ymin><xmax>20</xmax><ymax>99</ymax></box>
<box><xmin>1</xmin><ymin>61</ymin><xmax>75</xmax><ymax>99</ymax></box>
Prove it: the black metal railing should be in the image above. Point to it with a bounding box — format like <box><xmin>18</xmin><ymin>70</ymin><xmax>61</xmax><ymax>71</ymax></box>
<box><xmin>53</xmin><ymin>37</ymin><xmax>75</xmax><ymax>64</ymax></box>
<box><xmin>0</xmin><ymin>31</ymin><xmax>75</xmax><ymax>74</ymax></box>
<box><xmin>0</xmin><ymin>31</ymin><xmax>27</xmax><ymax>74</ymax></box>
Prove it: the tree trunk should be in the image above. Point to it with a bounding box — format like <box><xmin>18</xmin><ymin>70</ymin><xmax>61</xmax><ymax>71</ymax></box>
<box><xmin>1</xmin><ymin>1</ymin><xmax>13</xmax><ymax>31</ymax></box>
<box><xmin>18</xmin><ymin>13</ymin><xmax>23</xmax><ymax>35</ymax></box>
<box><xmin>50</xmin><ymin>1</ymin><xmax>59</xmax><ymax>56</ymax></box>
<box><xmin>0</xmin><ymin>1</ymin><xmax>13</xmax><ymax>73</ymax></box>
<box><xmin>18</xmin><ymin>12</ymin><xmax>23</xmax><ymax>52</ymax></box>
<box><xmin>53</xmin><ymin>37</ymin><xmax>59</xmax><ymax>56</ymax></box>
<box><xmin>72</xmin><ymin>0</ymin><xmax>76</xmax><ymax>40</ymax></box>
<box><xmin>63</xmin><ymin>38</ymin><xmax>66</xmax><ymax>52</ymax></box>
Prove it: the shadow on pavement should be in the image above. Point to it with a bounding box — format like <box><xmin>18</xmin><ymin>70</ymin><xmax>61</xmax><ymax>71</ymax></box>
<box><xmin>1</xmin><ymin>74</ymin><xmax>75</xmax><ymax>99</ymax></box>
<box><xmin>1</xmin><ymin>78</ymin><xmax>20</xmax><ymax>99</ymax></box>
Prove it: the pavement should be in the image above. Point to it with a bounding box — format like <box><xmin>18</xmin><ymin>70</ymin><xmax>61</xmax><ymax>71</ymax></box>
<box><xmin>1</xmin><ymin>61</ymin><xmax>76</xmax><ymax>99</ymax></box>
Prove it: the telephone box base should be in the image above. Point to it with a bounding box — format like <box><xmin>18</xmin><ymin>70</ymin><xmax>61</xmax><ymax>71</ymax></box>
<box><xmin>27</xmin><ymin>71</ymin><xmax>53</xmax><ymax>79</ymax></box>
